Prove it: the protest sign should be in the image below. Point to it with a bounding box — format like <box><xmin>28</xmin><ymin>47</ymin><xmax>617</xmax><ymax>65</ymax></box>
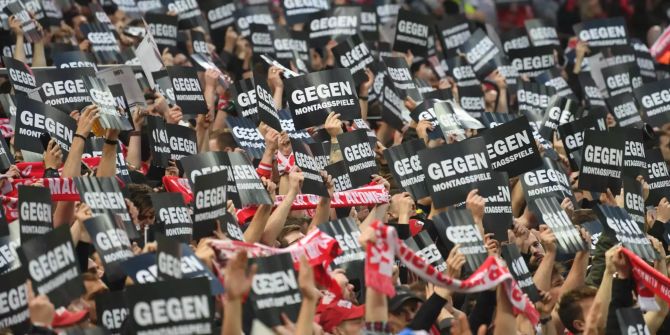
<box><xmin>281</xmin><ymin>0</ymin><xmax>329</xmax><ymax>25</ymax></box>
<box><xmin>621</xmin><ymin>127</ymin><xmax>647</xmax><ymax>179</ymax></box>
<box><xmin>501</xmin><ymin>244</ymin><xmax>541</xmax><ymax>302</ymax></box>
<box><xmin>52</xmin><ymin>50</ymin><xmax>97</xmax><ymax>70</ymax></box>
<box><xmin>166</xmin><ymin>66</ymin><xmax>208</xmax><ymax>114</ymax></box>
<box><xmin>83</xmin><ymin>76</ymin><xmax>132</xmax><ymax>131</ymax></box>
<box><xmin>482</xmin><ymin>172</ymin><xmax>513</xmax><ymax>242</ymax></box>
<box><xmin>482</xmin><ymin>116</ymin><xmax>542</xmax><ymax>177</ymax></box>
<box><xmin>166</xmin><ymin>124</ymin><xmax>197</xmax><ymax>161</ymax></box>
<box><xmin>291</xmin><ymin>139</ymin><xmax>328</xmax><ymax>196</ymax></box>
<box><xmin>606</xmin><ymin>92</ymin><xmax>643</xmax><ymax>127</ymax></box>
<box><xmin>84</xmin><ymin>214</ymin><xmax>134</xmax><ymax>282</ymax></box>
<box><xmin>645</xmin><ymin>148</ymin><xmax>670</xmax><ymax>206</ymax></box>
<box><xmin>393</xmin><ymin>9</ymin><xmax>432</xmax><ymax>56</ymax></box>
<box><xmin>156</xmin><ymin>233</ymin><xmax>182</xmax><ymax>280</ymax></box>
<box><xmin>84</xmin><ymin>138</ymin><xmax>131</xmax><ymax>184</ymax></box>
<box><xmin>75</xmin><ymin>176</ymin><xmax>135</xmax><ymax>235</ymax></box>
<box><xmin>0</xmin><ymin>268</ymin><xmax>30</xmax><ymax>334</ymax></box>
<box><xmin>557</xmin><ymin>115</ymin><xmax>598</xmax><ymax>170</ymax></box>
<box><xmin>521</xmin><ymin>156</ymin><xmax>574</xmax><ymax>203</ymax></box>
<box><xmin>146</xmin><ymin>116</ymin><xmax>170</xmax><ymax>168</ymax></box>
<box><xmin>574</xmin><ymin>17</ymin><xmax>628</xmax><ymax>50</ymax></box>
<box><xmin>145</xmin><ymin>13</ymin><xmax>178</xmax><ymax>52</ymax></box>
<box><xmin>332</xmin><ymin>34</ymin><xmax>375</xmax><ymax>87</ymax></box>
<box><xmin>602</xmin><ymin>62</ymin><xmax>643</xmax><ymax>98</ymax></box>
<box><xmin>235</xmin><ymin>5</ymin><xmax>274</xmax><ymax>37</ymax></box>
<box><xmin>279</xmin><ymin>109</ymin><xmax>313</xmax><ymax>143</ymax></box>
<box><xmin>433</xmin><ymin>209</ymin><xmax>488</xmax><ymax>272</ymax></box>
<box><xmin>578</xmin><ymin>129</ymin><xmax>625</xmax><ymax>193</ymax></box>
<box><xmin>95</xmin><ymin>290</ymin><xmax>128</xmax><ymax>335</ymax></box>
<box><xmin>0</xmin><ymin>235</ymin><xmax>19</xmax><ymax>274</ymax></box>
<box><xmin>461</xmin><ymin>29</ymin><xmax>501</xmax><ymax>78</ymax></box>
<box><xmin>232</xmin><ymin>78</ymin><xmax>259</xmax><ymax>121</ymax></box>
<box><xmin>200</xmin><ymin>0</ymin><xmax>236</xmax><ymax>48</ymax></box>
<box><xmin>18</xmin><ymin>185</ymin><xmax>51</xmax><ymax>243</ymax></box>
<box><xmin>226</xmin><ymin>116</ymin><xmax>265</xmax><ymax>159</ymax></box>
<box><xmin>382</xmin><ymin>56</ymin><xmax>421</xmax><ymax>102</ymax></box>
<box><xmin>383</xmin><ymin>139</ymin><xmax>429</xmax><ymax>200</ymax></box>
<box><xmin>193</xmin><ymin>169</ymin><xmax>227</xmax><ymax>240</ymax></box>
<box><xmin>317</xmin><ymin>217</ymin><xmax>365</xmax><ymax>291</ymax></box>
<box><xmin>97</xmin><ymin>65</ymin><xmax>147</xmax><ymax>108</ymax></box>
<box><xmin>2</xmin><ymin>56</ymin><xmax>36</xmax><ymax>95</ymax></box>
<box><xmin>525</xmin><ymin>19</ymin><xmax>559</xmax><ymax>47</ymax></box>
<box><xmin>3</xmin><ymin>2</ymin><xmax>42</xmax><ymax>43</ymax></box>
<box><xmin>325</xmin><ymin>160</ymin><xmax>354</xmax><ymax>193</ymax></box>
<box><xmin>305</xmin><ymin>7</ymin><xmax>360</xmax><ymax>46</ymax></box>
<box><xmin>623</xmin><ymin>177</ymin><xmax>646</xmax><ymax>228</ymax></box>
<box><xmin>35</xmin><ymin>67</ymin><xmax>95</xmax><ymax>113</ymax></box>
<box><xmin>615</xmin><ymin>307</ymin><xmax>650</xmax><ymax>335</ymax></box>
<box><xmin>225</xmin><ymin>151</ymin><xmax>272</xmax><ymax>207</ymax></box>
<box><xmin>249</xmin><ymin>253</ymin><xmax>302</xmax><ymax>326</ymax></box>
<box><xmin>18</xmin><ymin>225</ymin><xmax>84</xmax><ymax>307</ymax></box>
<box><xmin>150</xmin><ymin>193</ymin><xmax>193</xmax><ymax>243</ymax></box>
<box><xmin>360</xmin><ymin>6</ymin><xmax>378</xmax><ymax>41</ymax></box>
<box><xmin>160</xmin><ymin>0</ymin><xmax>202</xmax><ymax>29</ymax></box>
<box><xmin>532</xmin><ymin>197</ymin><xmax>587</xmax><ymax>253</ymax></box>
<box><xmin>436</xmin><ymin>14</ymin><xmax>472</xmax><ymax>56</ymax></box>
<box><xmin>255</xmin><ymin>79</ymin><xmax>282</xmax><ymax>131</ymax></box>
<box><xmin>405</xmin><ymin>231</ymin><xmax>447</xmax><ymax>272</ymax></box>
<box><xmin>80</xmin><ymin>23</ymin><xmax>122</xmax><ymax>64</ymax></box>
<box><xmin>538</xmin><ymin>96</ymin><xmax>577</xmax><ymax>141</ymax></box>
<box><xmin>633</xmin><ymin>78</ymin><xmax>670</xmax><ymax>127</ymax></box>
<box><xmin>509</xmin><ymin>46</ymin><xmax>556</xmax><ymax>77</ymax></box>
<box><xmin>595</xmin><ymin>204</ymin><xmax>657</xmax><ymax>262</ymax></box>
<box><xmin>337</xmin><ymin>129</ymin><xmax>379</xmax><ymax>189</ymax></box>
<box><xmin>14</xmin><ymin>94</ymin><xmax>76</xmax><ymax>156</ymax></box>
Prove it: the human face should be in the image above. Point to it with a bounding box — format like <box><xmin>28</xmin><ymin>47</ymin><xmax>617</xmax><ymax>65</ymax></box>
<box><xmin>83</xmin><ymin>275</ymin><xmax>109</xmax><ymax>322</ymax></box>
<box><xmin>388</xmin><ymin>300</ymin><xmax>421</xmax><ymax>333</ymax></box>
<box><xmin>334</xmin><ymin>317</ymin><xmax>365</xmax><ymax>335</ymax></box>
<box><xmin>332</xmin><ymin>269</ymin><xmax>357</xmax><ymax>304</ymax></box>
<box><xmin>528</xmin><ymin>232</ymin><xmax>545</xmax><ymax>268</ymax></box>
<box><xmin>283</xmin><ymin>230</ymin><xmax>304</xmax><ymax>247</ymax></box>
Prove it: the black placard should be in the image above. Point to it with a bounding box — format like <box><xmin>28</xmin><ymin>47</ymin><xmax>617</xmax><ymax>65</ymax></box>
<box><xmin>382</xmin><ymin>56</ymin><xmax>421</xmax><ymax>101</ymax></box>
<box><xmin>383</xmin><ymin>139</ymin><xmax>429</xmax><ymax>200</ymax></box>
<box><xmin>35</xmin><ymin>67</ymin><xmax>95</xmax><ymax>113</ymax></box>
<box><xmin>461</xmin><ymin>29</ymin><xmax>501</xmax><ymax>78</ymax></box>
<box><xmin>291</xmin><ymin>138</ymin><xmax>328</xmax><ymax>196</ymax></box>
<box><xmin>3</xmin><ymin>2</ymin><xmax>42</xmax><ymax>43</ymax></box>
<box><xmin>436</xmin><ymin>14</ymin><xmax>472</xmax><ymax>56</ymax></box>
<box><xmin>84</xmin><ymin>214</ymin><xmax>134</xmax><ymax>282</ymax></box>
<box><xmin>457</xmin><ymin>85</ymin><xmax>485</xmax><ymax>118</ymax></box>
<box><xmin>0</xmin><ymin>235</ymin><xmax>19</xmax><ymax>274</ymax></box>
<box><xmin>18</xmin><ymin>185</ymin><xmax>52</xmax><ymax>243</ymax></box>
<box><xmin>235</xmin><ymin>5</ymin><xmax>274</xmax><ymax>38</ymax></box>
<box><xmin>282</xmin><ymin>0</ymin><xmax>329</xmax><ymax>25</ymax></box>
<box><xmin>80</xmin><ymin>23</ymin><xmax>122</xmax><ymax>64</ymax></box>
<box><xmin>156</xmin><ymin>233</ymin><xmax>182</xmax><ymax>280</ymax></box>
<box><xmin>381</xmin><ymin>76</ymin><xmax>409</xmax><ymax>131</ymax></box>
<box><xmin>482</xmin><ymin>172</ymin><xmax>513</xmax><ymax>242</ymax></box>
<box><xmin>14</xmin><ymin>94</ymin><xmax>77</xmax><ymax>156</ymax></box>
<box><xmin>538</xmin><ymin>96</ymin><xmax>577</xmax><ymax>141</ymax></box>
<box><xmin>615</xmin><ymin>307</ymin><xmax>650</xmax><ymax>335</ymax></box>
<box><xmin>621</xmin><ymin>127</ymin><xmax>647</xmax><ymax>179</ymax></box>
<box><xmin>83</xmin><ymin>76</ymin><xmax>132</xmax><ymax>131</ymax></box>
<box><xmin>536</xmin><ymin>68</ymin><xmax>576</xmax><ymax>99</ymax></box>
<box><xmin>578</xmin><ymin>73</ymin><xmax>607</xmax><ymax>109</ymax></box>
<box><xmin>645</xmin><ymin>148</ymin><xmax>670</xmax><ymax>206</ymax></box>
<box><xmin>500</xmin><ymin>28</ymin><xmax>530</xmax><ymax>53</ymax></box>
<box><xmin>306</xmin><ymin>7</ymin><xmax>360</xmax><ymax>46</ymax></box>
<box><xmin>279</xmin><ymin>109</ymin><xmax>313</xmax><ymax>143</ymax></box>
<box><xmin>18</xmin><ymin>225</ymin><xmax>84</xmax><ymax>308</ymax></box>
<box><xmin>95</xmin><ymin>290</ymin><xmax>128</xmax><ymax>335</ymax></box>
<box><xmin>75</xmin><ymin>176</ymin><xmax>135</xmax><ymax>233</ymax></box>
<box><xmin>602</xmin><ymin>62</ymin><xmax>643</xmax><ymax>98</ymax></box>
<box><xmin>250</xmin><ymin>24</ymin><xmax>275</xmax><ymax>61</ymax></box>
<box><xmin>632</xmin><ymin>40</ymin><xmax>656</xmax><ymax>82</ymax></box>
<box><xmin>317</xmin><ymin>217</ymin><xmax>365</xmax><ymax>285</ymax></box>
<box><xmin>404</xmin><ymin>230</ymin><xmax>446</xmax><ymax>272</ymax></box>
<box><xmin>633</xmin><ymin>78</ymin><xmax>670</xmax><ymax>127</ymax></box>
<box><xmin>606</xmin><ymin>92</ymin><xmax>643</xmax><ymax>127</ymax></box>
<box><xmin>392</xmin><ymin>9</ymin><xmax>432</xmax><ymax>56</ymax></box>
<box><xmin>517</xmin><ymin>81</ymin><xmax>555</xmax><ymax>117</ymax></box>
<box><xmin>285</xmin><ymin>68</ymin><xmax>360</xmax><ymax>130</ymax></box>
<box><xmin>325</xmin><ymin>160</ymin><xmax>354</xmax><ymax>192</ymax></box>
<box><xmin>160</xmin><ymin>0</ymin><xmax>202</xmax><ymax>29</ymax></box>
<box><xmin>574</xmin><ymin>17</ymin><xmax>628</xmax><ymax>50</ymax></box>
<box><xmin>84</xmin><ymin>138</ymin><xmax>131</xmax><ymax>184</ymax></box>
<box><xmin>433</xmin><ymin>209</ymin><xmax>488</xmax><ymax>272</ymax></box>
<box><xmin>557</xmin><ymin>115</ymin><xmax>598</xmax><ymax>170</ymax></box>
<box><xmin>0</xmin><ymin>268</ymin><xmax>30</xmax><ymax>334</ymax></box>
<box><xmin>509</xmin><ymin>46</ymin><xmax>555</xmax><ymax>78</ymax></box>
<box><xmin>360</xmin><ymin>6</ymin><xmax>378</xmax><ymax>41</ymax></box>
<box><xmin>333</xmin><ymin>34</ymin><xmax>375</xmax><ymax>87</ymax></box>
<box><xmin>255</xmin><ymin>79</ymin><xmax>282</xmax><ymax>132</ymax></box>
<box><xmin>595</xmin><ymin>204</ymin><xmax>657</xmax><ymax>262</ymax></box>
<box><xmin>147</xmin><ymin>116</ymin><xmax>170</xmax><ymax>168</ymax></box>
<box><xmin>125</xmin><ymin>277</ymin><xmax>213</xmax><ymax>333</ymax></box>
<box><xmin>227</xmin><ymin>151</ymin><xmax>272</xmax><ymax>206</ymax></box>
<box><xmin>52</xmin><ymin>50</ymin><xmax>97</xmax><ymax>71</ymax></box>
<box><xmin>232</xmin><ymin>78</ymin><xmax>259</xmax><ymax>121</ymax></box>
<box><xmin>166</xmin><ymin>124</ymin><xmax>197</xmax><ymax>161</ymax></box>
<box><xmin>532</xmin><ymin>197</ymin><xmax>587</xmax><ymax>254</ymax></box>
<box><xmin>200</xmin><ymin>0</ymin><xmax>236</xmax><ymax>49</ymax></box>
<box><xmin>337</xmin><ymin>129</ymin><xmax>379</xmax><ymax>189</ymax></box>
<box><xmin>578</xmin><ymin>129</ymin><xmax>625</xmax><ymax>193</ymax></box>
<box><xmin>226</xmin><ymin>116</ymin><xmax>265</xmax><ymax>159</ymax></box>
<box><xmin>419</xmin><ymin>136</ymin><xmax>495</xmax><ymax>208</ymax></box>
<box><xmin>249</xmin><ymin>253</ymin><xmax>302</xmax><ymax>327</ymax></box>
<box><xmin>2</xmin><ymin>56</ymin><xmax>36</xmax><ymax>94</ymax></box>
<box><xmin>151</xmin><ymin>193</ymin><xmax>193</xmax><ymax>243</ymax></box>
<box><xmin>273</xmin><ymin>28</ymin><xmax>311</xmax><ymax>70</ymax></box>
<box><xmin>166</xmin><ymin>66</ymin><xmax>208</xmax><ymax>114</ymax></box>
<box><xmin>524</xmin><ymin>19</ymin><xmax>559</xmax><ymax>47</ymax></box>
<box><xmin>501</xmin><ymin>244</ymin><xmax>540</xmax><ymax>302</ymax></box>
<box><xmin>623</xmin><ymin>177</ymin><xmax>645</xmax><ymax>228</ymax></box>
<box><xmin>193</xmin><ymin>169</ymin><xmax>227</xmax><ymax>240</ymax></box>
<box><xmin>481</xmin><ymin>112</ymin><xmax>515</xmax><ymax>128</ymax></box>
<box><xmin>482</xmin><ymin>116</ymin><xmax>542</xmax><ymax>177</ymax></box>
<box><xmin>521</xmin><ymin>156</ymin><xmax>574</xmax><ymax>203</ymax></box>
<box><xmin>145</xmin><ymin>13</ymin><xmax>178</xmax><ymax>52</ymax></box>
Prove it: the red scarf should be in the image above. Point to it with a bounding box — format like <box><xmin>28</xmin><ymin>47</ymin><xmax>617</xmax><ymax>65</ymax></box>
<box><xmin>621</xmin><ymin>248</ymin><xmax>670</xmax><ymax>309</ymax></box>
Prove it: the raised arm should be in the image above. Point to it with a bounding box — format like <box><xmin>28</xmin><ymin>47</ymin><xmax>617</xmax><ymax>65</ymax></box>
<box><xmin>260</xmin><ymin>170</ymin><xmax>303</xmax><ymax>245</ymax></box>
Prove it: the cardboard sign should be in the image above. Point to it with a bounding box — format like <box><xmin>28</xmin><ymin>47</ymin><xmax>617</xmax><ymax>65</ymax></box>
<box><xmin>249</xmin><ymin>253</ymin><xmax>302</xmax><ymax>326</ymax></box>
<box><xmin>121</xmin><ymin>246</ymin><xmax>224</xmax><ymax>294</ymax></box>
<box><xmin>200</xmin><ymin>0</ymin><xmax>236</xmax><ymax>48</ymax></box>
<box><xmin>633</xmin><ymin>78</ymin><xmax>670</xmax><ymax>127</ymax></box>
<box><xmin>602</xmin><ymin>62</ymin><xmax>643</xmax><ymax>98</ymax></box>
<box><xmin>524</xmin><ymin>19</ymin><xmax>559</xmax><ymax>47</ymax></box>
<box><xmin>235</xmin><ymin>5</ymin><xmax>274</xmax><ymax>37</ymax></box>
<box><xmin>461</xmin><ymin>29</ymin><xmax>501</xmax><ymax>78</ymax></box>
<box><xmin>645</xmin><ymin>148</ymin><xmax>670</xmax><ymax>206</ymax></box>
<box><xmin>482</xmin><ymin>172</ymin><xmax>513</xmax><ymax>242</ymax></box>
<box><xmin>360</xmin><ymin>5</ymin><xmax>378</xmax><ymax>41</ymax></box>
<box><xmin>14</xmin><ymin>94</ymin><xmax>77</xmax><ymax>156</ymax></box>
<box><xmin>146</xmin><ymin>116</ymin><xmax>171</xmax><ymax>168</ymax></box>
<box><xmin>509</xmin><ymin>46</ymin><xmax>555</xmax><ymax>78</ymax></box>
<box><xmin>3</xmin><ymin>2</ymin><xmax>42</xmax><ymax>43</ymax></box>
<box><xmin>538</xmin><ymin>96</ymin><xmax>576</xmax><ymax>141</ymax></box>
<box><xmin>52</xmin><ymin>50</ymin><xmax>97</xmax><ymax>70</ymax></box>
<box><xmin>632</xmin><ymin>40</ymin><xmax>656</xmax><ymax>82</ymax></box>
<box><xmin>0</xmin><ymin>235</ymin><xmax>19</xmax><ymax>274</ymax></box>
<box><xmin>325</xmin><ymin>160</ymin><xmax>354</xmax><ymax>192</ymax></box>
<box><xmin>285</xmin><ymin>68</ymin><xmax>360</xmax><ymax>130</ymax></box>
<box><xmin>621</xmin><ymin>128</ymin><xmax>647</xmax><ymax>179</ymax></box>
<box><xmin>517</xmin><ymin>81</ymin><xmax>555</xmax><ymax>117</ymax></box>
<box><xmin>160</xmin><ymin>0</ymin><xmax>202</xmax><ymax>29</ymax></box>
<box><xmin>80</xmin><ymin>23</ymin><xmax>122</xmax><ymax>64</ymax></box>
<box><xmin>18</xmin><ymin>185</ymin><xmax>52</xmax><ymax>243</ymax></box>
<box><xmin>35</xmin><ymin>67</ymin><xmax>95</xmax><ymax>113</ymax></box>
<box><xmin>615</xmin><ymin>307</ymin><xmax>650</xmax><ymax>335</ymax></box>
<box><xmin>125</xmin><ymin>277</ymin><xmax>213</xmax><ymax>334</ymax></box>
<box><xmin>84</xmin><ymin>214</ymin><xmax>134</xmax><ymax>282</ymax></box>
<box><xmin>254</xmin><ymin>79</ymin><xmax>282</xmax><ymax>132</ymax></box>
<box><xmin>250</xmin><ymin>23</ymin><xmax>275</xmax><ymax>61</ymax></box>
<box><xmin>536</xmin><ymin>68</ymin><xmax>576</xmax><ymax>99</ymax></box>
<box><xmin>166</xmin><ymin>66</ymin><xmax>208</xmax><ymax>114</ymax></box>
<box><xmin>521</xmin><ymin>156</ymin><xmax>574</xmax><ymax>203</ymax></box>
<box><xmin>291</xmin><ymin>139</ymin><xmax>328</xmax><ymax>196</ymax></box>
<box><xmin>595</xmin><ymin>205</ymin><xmax>657</xmax><ymax>262</ymax></box>
<box><xmin>193</xmin><ymin>169</ymin><xmax>227</xmax><ymax>240</ymax></box>
<box><xmin>135</xmin><ymin>33</ymin><xmax>164</xmax><ymax>89</ymax></box>
<box><xmin>156</xmin><ymin>233</ymin><xmax>182</xmax><ymax>280</ymax></box>
<box><xmin>278</xmin><ymin>109</ymin><xmax>313</xmax><ymax>143</ymax></box>
<box><xmin>97</xmin><ymin>65</ymin><xmax>147</xmax><ymax>108</ymax></box>
<box><xmin>436</xmin><ymin>14</ymin><xmax>472</xmax><ymax>56</ymax></box>
<box><xmin>333</xmin><ymin>34</ymin><xmax>375</xmax><ymax>87</ymax></box>
<box><xmin>404</xmin><ymin>230</ymin><xmax>447</xmax><ymax>272</ymax></box>
<box><xmin>75</xmin><ymin>176</ymin><xmax>135</xmax><ymax>233</ymax></box>
<box><xmin>623</xmin><ymin>177</ymin><xmax>645</xmax><ymax>228</ymax></box>
<box><xmin>381</xmin><ymin>76</ymin><xmax>410</xmax><ymax>131</ymax></box>
<box><xmin>0</xmin><ymin>268</ymin><xmax>30</xmax><ymax>334</ymax></box>
<box><xmin>532</xmin><ymin>197</ymin><xmax>588</xmax><ymax>253</ymax></box>
<box><xmin>232</xmin><ymin>78</ymin><xmax>259</xmax><ymax>121</ymax></box>
<box><xmin>419</xmin><ymin>136</ymin><xmax>495</xmax><ymax>208</ymax></box>
<box><xmin>166</xmin><ymin>124</ymin><xmax>197</xmax><ymax>161</ymax></box>
<box><xmin>457</xmin><ymin>85</ymin><xmax>485</xmax><ymax>118</ymax></box>
<box><xmin>557</xmin><ymin>115</ymin><xmax>598</xmax><ymax>170</ymax></box>
<box><xmin>336</xmin><ymin>129</ymin><xmax>379</xmax><ymax>189</ymax></box>
<box><xmin>226</xmin><ymin>116</ymin><xmax>265</xmax><ymax>159</ymax></box>
<box><xmin>383</xmin><ymin>139</ymin><xmax>429</xmax><ymax>200</ymax></box>
<box><xmin>433</xmin><ymin>209</ymin><xmax>488</xmax><ymax>272</ymax></box>
<box><xmin>574</xmin><ymin>17</ymin><xmax>628</xmax><ymax>50</ymax></box>
<box><xmin>95</xmin><ymin>290</ymin><xmax>128</xmax><ymax>335</ymax></box>
<box><xmin>393</xmin><ymin>9</ymin><xmax>432</xmax><ymax>56</ymax></box>
<box><xmin>83</xmin><ymin>76</ymin><xmax>132</xmax><ymax>131</ymax></box>
<box><xmin>606</xmin><ymin>92</ymin><xmax>643</xmax><ymax>127</ymax></box>
<box><xmin>306</xmin><ymin>7</ymin><xmax>360</xmax><ymax>46</ymax></box>
<box><xmin>501</xmin><ymin>244</ymin><xmax>540</xmax><ymax>302</ymax></box>
<box><xmin>145</xmin><ymin>13</ymin><xmax>178</xmax><ymax>52</ymax></box>
<box><xmin>281</xmin><ymin>0</ymin><xmax>329</xmax><ymax>25</ymax></box>
<box><xmin>481</xmin><ymin>112</ymin><xmax>515</xmax><ymax>128</ymax></box>
<box><xmin>581</xmin><ymin>220</ymin><xmax>603</xmax><ymax>251</ymax></box>
<box><xmin>578</xmin><ymin>129</ymin><xmax>625</xmax><ymax>193</ymax></box>
<box><xmin>150</xmin><ymin>193</ymin><xmax>193</xmax><ymax>244</ymax></box>
<box><xmin>382</xmin><ymin>56</ymin><xmax>421</xmax><ymax>101</ymax></box>
<box><xmin>317</xmin><ymin>217</ymin><xmax>365</xmax><ymax>288</ymax></box>
<box><xmin>578</xmin><ymin>73</ymin><xmax>607</xmax><ymax>109</ymax></box>
<box><xmin>482</xmin><ymin>116</ymin><xmax>542</xmax><ymax>177</ymax></box>
<box><xmin>84</xmin><ymin>138</ymin><xmax>131</xmax><ymax>184</ymax></box>
<box><xmin>17</xmin><ymin>225</ymin><xmax>84</xmax><ymax>308</ymax></box>
<box><xmin>2</xmin><ymin>56</ymin><xmax>36</xmax><ymax>95</ymax></box>
<box><xmin>272</xmin><ymin>28</ymin><xmax>310</xmax><ymax>69</ymax></box>
<box><xmin>500</xmin><ymin>28</ymin><xmax>530</xmax><ymax>53</ymax></box>
<box><xmin>227</xmin><ymin>151</ymin><xmax>272</xmax><ymax>206</ymax></box>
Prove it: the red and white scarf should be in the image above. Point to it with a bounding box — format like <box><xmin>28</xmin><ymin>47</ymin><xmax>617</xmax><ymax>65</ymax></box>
<box><xmin>621</xmin><ymin>247</ymin><xmax>670</xmax><ymax>311</ymax></box>
<box><xmin>366</xmin><ymin>221</ymin><xmax>540</xmax><ymax>325</ymax></box>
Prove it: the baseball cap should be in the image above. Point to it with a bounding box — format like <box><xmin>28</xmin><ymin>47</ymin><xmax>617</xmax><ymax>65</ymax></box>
<box><xmin>388</xmin><ymin>286</ymin><xmax>424</xmax><ymax>313</ymax></box>
<box><xmin>318</xmin><ymin>299</ymin><xmax>365</xmax><ymax>333</ymax></box>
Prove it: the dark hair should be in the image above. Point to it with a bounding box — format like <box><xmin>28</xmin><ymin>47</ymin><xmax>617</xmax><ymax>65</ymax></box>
<box><xmin>557</xmin><ymin>286</ymin><xmax>597</xmax><ymax>333</ymax></box>
<box><xmin>277</xmin><ymin>224</ymin><xmax>303</xmax><ymax>248</ymax></box>
<box><xmin>125</xmin><ymin>183</ymin><xmax>153</xmax><ymax>212</ymax></box>
<box><xmin>210</xmin><ymin>129</ymin><xmax>238</xmax><ymax>151</ymax></box>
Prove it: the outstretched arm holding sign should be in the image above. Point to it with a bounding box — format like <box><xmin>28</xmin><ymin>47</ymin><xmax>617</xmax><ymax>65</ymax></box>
<box><xmin>97</xmin><ymin>129</ymin><xmax>120</xmax><ymax>177</ymax></box>
<box><xmin>261</xmin><ymin>170</ymin><xmax>303</xmax><ymax>245</ymax></box>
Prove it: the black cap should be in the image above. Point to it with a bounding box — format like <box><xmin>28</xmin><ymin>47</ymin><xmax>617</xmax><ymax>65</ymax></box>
<box><xmin>388</xmin><ymin>286</ymin><xmax>424</xmax><ymax>312</ymax></box>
